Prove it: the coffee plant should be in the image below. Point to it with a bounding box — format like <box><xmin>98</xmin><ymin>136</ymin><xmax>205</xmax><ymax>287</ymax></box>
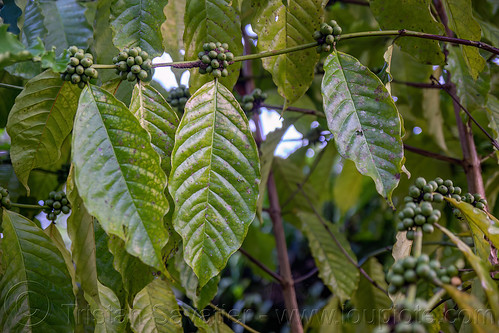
<box><xmin>0</xmin><ymin>0</ymin><xmax>499</xmax><ymax>332</ymax></box>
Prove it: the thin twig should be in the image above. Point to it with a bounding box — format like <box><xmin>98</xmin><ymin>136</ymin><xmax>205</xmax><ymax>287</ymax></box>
<box><xmin>0</xmin><ymin>82</ymin><xmax>24</xmax><ymax>90</ymax></box>
<box><xmin>294</xmin><ymin>268</ymin><xmax>319</xmax><ymax>284</ymax></box>
<box><xmin>10</xmin><ymin>203</ymin><xmax>48</xmax><ymax>210</ymax></box>
<box><xmin>403</xmin><ymin>144</ymin><xmax>463</xmax><ymax>165</ymax></box>
<box><xmin>339</xmin><ymin>30</ymin><xmax>499</xmax><ymax>56</ymax></box>
<box><xmin>260</xmin><ymin>104</ymin><xmax>326</xmax><ymax>118</ymax></box>
<box><xmin>430</xmin><ymin>285</ymin><xmax>471</xmax><ymax>312</ymax></box>
<box><xmin>209</xmin><ymin>303</ymin><xmax>261</xmax><ymax>333</ymax></box>
<box><xmin>238</xmin><ymin>247</ymin><xmax>283</xmax><ymax>283</ymax></box>
<box><xmin>299</xmin><ymin>187</ymin><xmax>389</xmax><ymax>296</ymax></box>
<box><xmin>392</xmin><ymin>79</ymin><xmax>449</xmax><ymax>89</ymax></box>
<box><xmin>432</xmin><ymin>78</ymin><xmax>499</xmax><ymax>151</ymax></box>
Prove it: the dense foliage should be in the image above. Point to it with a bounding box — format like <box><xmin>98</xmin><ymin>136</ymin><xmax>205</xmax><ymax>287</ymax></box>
<box><xmin>0</xmin><ymin>0</ymin><xmax>499</xmax><ymax>332</ymax></box>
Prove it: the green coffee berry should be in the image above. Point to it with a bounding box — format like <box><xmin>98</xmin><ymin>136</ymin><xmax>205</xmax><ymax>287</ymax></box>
<box><xmin>415</xmin><ymin>177</ymin><xmax>426</xmax><ymax>189</ymax></box>
<box><xmin>70</xmin><ymin>57</ymin><xmax>79</xmax><ymax>66</ymax></box>
<box><xmin>422</xmin><ymin>224</ymin><xmax>434</xmax><ymax>233</ymax></box>
<box><xmin>75</xmin><ymin>52</ymin><xmax>85</xmax><ymax>60</ymax></box>
<box><xmin>406</xmin><ymin>230</ymin><xmax>415</xmax><ymax>240</ymax></box>
<box><xmin>409</xmin><ymin>186</ymin><xmax>421</xmax><ymax>198</ymax></box>
<box><xmin>414</xmin><ymin>215</ymin><xmax>426</xmax><ymax>225</ymax></box>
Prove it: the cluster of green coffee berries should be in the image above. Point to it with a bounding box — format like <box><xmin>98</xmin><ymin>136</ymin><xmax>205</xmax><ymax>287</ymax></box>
<box><xmin>313</xmin><ymin>20</ymin><xmax>342</xmax><ymax>53</ymax></box>
<box><xmin>112</xmin><ymin>47</ymin><xmax>153</xmax><ymax>82</ymax></box>
<box><xmin>43</xmin><ymin>191</ymin><xmax>71</xmax><ymax>222</ymax></box>
<box><xmin>166</xmin><ymin>85</ymin><xmax>191</xmax><ymax>113</ymax></box>
<box><xmin>60</xmin><ymin>46</ymin><xmax>98</xmax><ymax>89</ymax></box>
<box><xmin>198</xmin><ymin>42</ymin><xmax>234</xmax><ymax>78</ymax></box>
<box><xmin>462</xmin><ymin>192</ymin><xmax>488</xmax><ymax>210</ymax></box>
<box><xmin>0</xmin><ymin>186</ymin><xmax>12</xmax><ymax>209</ymax></box>
<box><xmin>387</xmin><ymin>254</ymin><xmax>458</xmax><ymax>294</ymax></box>
<box><xmin>374</xmin><ymin>299</ymin><xmax>433</xmax><ymax>333</ymax></box>
<box><xmin>241</xmin><ymin>88</ymin><xmax>268</xmax><ymax>112</ymax></box>
<box><xmin>405</xmin><ymin>177</ymin><xmax>463</xmax><ymax>204</ymax></box>
<box><xmin>397</xmin><ymin>201</ymin><xmax>441</xmax><ymax>238</ymax></box>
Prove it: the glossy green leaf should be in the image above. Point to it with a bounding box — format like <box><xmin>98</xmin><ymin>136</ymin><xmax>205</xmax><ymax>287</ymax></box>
<box><xmin>0</xmin><ymin>210</ymin><xmax>75</xmax><ymax>332</ymax></box>
<box><xmin>370</xmin><ymin>0</ymin><xmax>445</xmax><ymax>65</ymax></box>
<box><xmin>161</xmin><ymin>0</ymin><xmax>185</xmax><ymax>62</ymax></box>
<box><xmin>443</xmin><ymin>0</ymin><xmax>486</xmax><ymax>79</ymax></box>
<box><xmin>322</xmin><ymin>51</ymin><xmax>404</xmax><ymax>204</ymax></box>
<box><xmin>130</xmin><ymin>279</ymin><xmax>183</xmax><ymax>333</ymax></box>
<box><xmin>437</xmin><ymin>223</ymin><xmax>499</xmax><ymax>318</ymax></box>
<box><xmin>446</xmin><ymin>198</ymin><xmax>499</xmax><ymax>254</ymax></box>
<box><xmin>72</xmin><ymin>84</ymin><xmax>170</xmax><ymax>270</ymax></box>
<box><xmin>443</xmin><ymin>285</ymin><xmax>499</xmax><ymax>333</ymax></box>
<box><xmin>169</xmin><ymin>80</ymin><xmax>260</xmax><ymax>287</ymax></box>
<box><xmin>21</xmin><ymin>0</ymin><xmax>47</xmax><ymax>48</ymax></box>
<box><xmin>110</xmin><ymin>0</ymin><xmax>167</xmax><ymax>57</ymax></box>
<box><xmin>252</xmin><ymin>0</ymin><xmax>323</xmax><ymax>107</ymax></box>
<box><xmin>6</xmin><ymin>70</ymin><xmax>80</xmax><ymax>193</ymax></box>
<box><xmin>40</xmin><ymin>0</ymin><xmax>93</xmax><ymax>52</ymax></box>
<box><xmin>130</xmin><ymin>83</ymin><xmax>179</xmax><ymax>175</ymax></box>
<box><xmin>183</xmin><ymin>0</ymin><xmax>242</xmax><ymax>92</ymax></box>
<box><xmin>352</xmin><ymin>258</ymin><xmax>391</xmax><ymax>325</ymax></box>
<box><xmin>447</xmin><ymin>47</ymin><xmax>490</xmax><ymax>112</ymax></box>
<box><xmin>297</xmin><ymin>211</ymin><xmax>359</xmax><ymax>302</ymax></box>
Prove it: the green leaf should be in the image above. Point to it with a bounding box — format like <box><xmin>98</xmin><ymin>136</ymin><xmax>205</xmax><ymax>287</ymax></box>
<box><xmin>370</xmin><ymin>0</ymin><xmax>445</xmax><ymax>65</ymax></box>
<box><xmin>333</xmin><ymin>159</ymin><xmax>365</xmax><ymax>216</ymax></box>
<box><xmin>297</xmin><ymin>211</ymin><xmax>359</xmax><ymax>302</ymax></box>
<box><xmin>40</xmin><ymin>0</ymin><xmax>93</xmax><ymax>52</ymax></box>
<box><xmin>183</xmin><ymin>0</ymin><xmax>242</xmax><ymax>92</ymax></box>
<box><xmin>169</xmin><ymin>80</ymin><xmax>260</xmax><ymax>287</ymax></box>
<box><xmin>486</xmin><ymin>94</ymin><xmax>499</xmax><ymax>162</ymax></box>
<box><xmin>22</xmin><ymin>0</ymin><xmax>48</xmax><ymax>48</ymax></box>
<box><xmin>322</xmin><ymin>51</ymin><xmax>404</xmax><ymax>205</ymax></box>
<box><xmin>72</xmin><ymin>84</ymin><xmax>170</xmax><ymax>270</ymax></box>
<box><xmin>67</xmin><ymin>167</ymin><xmax>100</xmax><ymax>305</ymax></box>
<box><xmin>443</xmin><ymin>0</ymin><xmax>486</xmax><ymax>79</ymax></box>
<box><xmin>304</xmin><ymin>296</ymin><xmax>344</xmax><ymax>332</ymax></box>
<box><xmin>0</xmin><ymin>210</ymin><xmax>75</xmax><ymax>332</ymax></box>
<box><xmin>129</xmin><ymin>83</ymin><xmax>179</xmax><ymax>176</ymax></box>
<box><xmin>130</xmin><ymin>279</ymin><xmax>183</xmax><ymax>333</ymax></box>
<box><xmin>0</xmin><ymin>25</ymin><xmax>35</xmax><ymax>68</ymax></box>
<box><xmin>174</xmin><ymin>249</ymin><xmax>220</xmax><ymax>310</ymax></box>
<box><xmin>252</xmin><ymin>0</ymin><xmax>323</xmax><ymax>107</ymax></box>
<box><xmin>445</xmin><ymin>198</ymin><xmax>499</xmax><ymax>256</ymax></box>
<box><xmin>85</xmin><ymin>281</ymin><xmax>127</xmax><ymax>333</ymax></box>
<box><xmin>92</xmin><ymin>0</ymin><xmax>120</xmax><ymax>83</ymax></box>
<box><xmin>108</xmin><ymin>236</ymin><xmax>154</xmax><ymax>304</ymax></box>
<box><xmin>110</xmin><ymin>0</ymin><xmax>168</xmax><ymax>57</ymax></box>
<box><xmin>351</xmin><ymin>258</ymin><xmax>391</xmax><ymax>325</ymax></box>
<box><xmin>443</xmin><ymin>285</ymin><xmax>499</xmax><ymax>333</ymax></box>
<box><xmin>161</xmin><ymin>0</ymin><xmax>185</xmax><ymax>62</ymax></box>
<box><xmin>6</xmin><ymin>70</ymin><xmax>80</xmax><ymax>194</ymax></box>
<box><xmin>437</xmin><ymin>223</ymin><xmax>499</xmax><ymax>318</ymax></box>
<box><xmin>447</xmin><ymin>47</ymin><xmax>490</xmax><ymax>112</ymax></box>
